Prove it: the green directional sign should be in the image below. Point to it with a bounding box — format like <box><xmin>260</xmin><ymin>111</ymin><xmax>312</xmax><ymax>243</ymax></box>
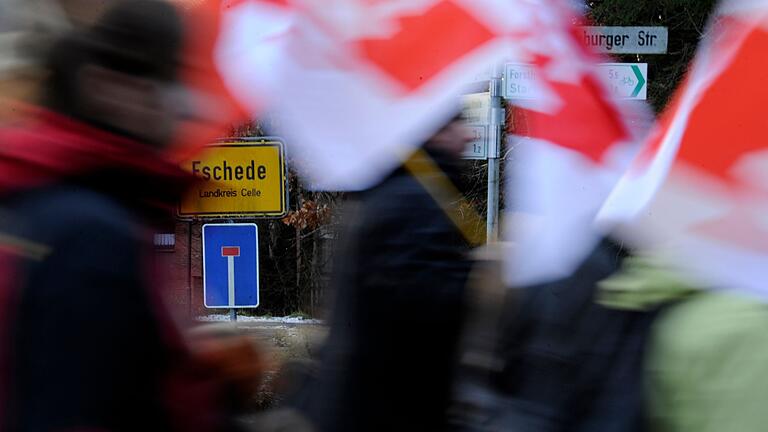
<box><xmin>598</xmin><ymin>63</ymin><xmax>648</xmax><ymax>100</ymax></box>
<box><xmin>503</xmin><ymin>62</ymin><xmax>648</xmax><ymax>101</ymax></box>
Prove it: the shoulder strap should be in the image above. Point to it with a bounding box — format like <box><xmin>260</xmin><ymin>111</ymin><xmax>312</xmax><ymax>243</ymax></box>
<box><xmin>402</xmin><ymin>148</ymin><xmax>485</xmax><ymax>247</ymax></box>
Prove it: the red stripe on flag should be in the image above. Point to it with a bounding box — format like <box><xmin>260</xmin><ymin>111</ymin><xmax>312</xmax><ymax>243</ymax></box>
<box><xmin>224</xmin><ymin>0</ymin><xmax>289</xmax><ymax>9</ymax></box>
<box><xmin>512</xmin><ymin>74</ymin><xmax>629</xmax><ymax>164</ymax></box>
<box><xmin>357</xmin><ymin>1</ymin><xmax>495</xmax><ymax>92</ymax></box>
<box><xmin>169</xmin><ymin>0</ymin><xmax>251</xmax><ymax>161</ymax></box>
<box><xmin>676</xmin><ymin>26</ymin><xmax>768</xmax><ymax>188</ymax></box>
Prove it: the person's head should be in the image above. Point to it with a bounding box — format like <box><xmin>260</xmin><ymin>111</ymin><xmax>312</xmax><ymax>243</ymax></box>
<box><xmin>424</xmin><ymin>113</ymin><xmax>474</xmax><ymax>159</ymax></box>
<box><xmin>44</xmin><ymin>0</ymin><xmax>184</xmax><ymax>147</ymax></box>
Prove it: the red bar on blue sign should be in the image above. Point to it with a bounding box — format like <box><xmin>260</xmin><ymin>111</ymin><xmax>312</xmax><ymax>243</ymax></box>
<box><xmin>221</xmin><ymin>246</ymin><xmax>241</xmax><ymax>257</ymax></box>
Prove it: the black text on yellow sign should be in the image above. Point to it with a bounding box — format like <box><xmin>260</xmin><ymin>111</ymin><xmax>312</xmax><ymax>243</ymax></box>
<box><xmin>179</xmin><ymin>140</ymin><xmax>287</xmax><ymax>218</ymax></box>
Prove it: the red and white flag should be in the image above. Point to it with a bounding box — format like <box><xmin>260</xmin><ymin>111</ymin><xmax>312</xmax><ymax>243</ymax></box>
<box><xmin>211</xmin><ymin>0</ymin><xmax>528</xmax><ymax>190</ymax></box>
<box><xmin>176</xmin><ymin>0</ymin><xmax>648</xmax><ymax>285</ymax></box>
<box><xmin>503</xmin><ymin>0</ymin><xmax>647</xmax><ymax>286</ymax></box>
<box><xmin>598</xmin><ymin>1</ymin><xmax>768</xmax><ymax>296</ymax></box>
<box><xmin>167</xmin><ymin>0</ymin><xmax>253</xmax><ymax>159</ymax></box>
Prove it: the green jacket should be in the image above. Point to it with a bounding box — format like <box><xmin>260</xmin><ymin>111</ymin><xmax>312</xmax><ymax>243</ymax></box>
<box><xmin>599</xmin><ymin>256</ymin><xmax>768</xmax><ymax>432</ymax></box>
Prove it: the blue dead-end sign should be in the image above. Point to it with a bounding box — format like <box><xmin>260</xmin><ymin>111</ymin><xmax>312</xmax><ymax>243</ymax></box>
<box><xmin>202</xmin><ymin>223</ymin><xmax>259</xmax><ymax>308</ymax></box>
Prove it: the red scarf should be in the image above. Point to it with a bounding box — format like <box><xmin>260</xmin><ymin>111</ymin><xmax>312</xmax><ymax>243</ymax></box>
<box><xmin>0</xmin><ymin>107</ymin><xmax>193</xmax><ymax>216</ymax></box>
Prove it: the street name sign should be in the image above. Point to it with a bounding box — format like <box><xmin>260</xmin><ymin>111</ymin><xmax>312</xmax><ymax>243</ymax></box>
<box><xmin>504</xmin><ymin>62</ymin><xmax>648</xmax><ymax>100</ymax></box>
<box><xmin>504</xmin><ymin>63</ymin><xmax>539</xmax><ymax>100</ymax></box>
<box><xmin>179</xmin><ymin>139</ymin><xmax>287</xmax><ymax>218</ymax></box>
<box><xmin>580</xmin><ymin>26</ymin><xmax>668</xmax><ymax>54</ymax></box>
<box><xmin>203</xmin><ymin>223</ymin><xmax>259</xmax><ymax>309</ymax></box>
<box><xmin>462</xmin><ymin>92</ymin><xmax>490</xmax><ymax>159</ymax></box>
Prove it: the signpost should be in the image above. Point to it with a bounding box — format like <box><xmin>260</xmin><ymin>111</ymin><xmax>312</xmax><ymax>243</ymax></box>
<box><xmin>487</xmin><ymin>68</ymin><xmax>505</xmax><ymax>242</ymax></box>
<box><xmin>504</xmin><ymin>62</ymin><xmax>648</xmax><ymax>100</ymax></box>
<box><xmin>580</xmin><ymin>26</ymin><xmax>668</xmax><ymax>54</ymax></box>
<box><xmin>476</xmin><ymin>26</ymin><xmax>664</xmax><ymax>242</ymax></box>
<box><xmin>461</xmin><ymin>78</ymin><xmax>504</xmax><ymax>242</ymax></box>
<box><xmin>202</xmin><ymin>223</ymin><xmax>259</xmax><ymax>309</ymax></box>
<box><xmin>179</xmin><ymin>139</ymin><xmax>287</xmax><ymax>218</ymax></box>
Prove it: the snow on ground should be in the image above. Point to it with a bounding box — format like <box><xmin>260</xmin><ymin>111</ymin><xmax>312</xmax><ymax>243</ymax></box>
<box><xmin>197</xmin><ymin>314</ymin><xmax>323</xmax><ymax>325</ymax></box>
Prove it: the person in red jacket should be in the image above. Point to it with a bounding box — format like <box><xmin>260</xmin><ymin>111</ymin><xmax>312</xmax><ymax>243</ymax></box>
<box><xmin>0</xmin><ymin>1</ymin><xmax>262</xmax><ymax>431</ymax></box>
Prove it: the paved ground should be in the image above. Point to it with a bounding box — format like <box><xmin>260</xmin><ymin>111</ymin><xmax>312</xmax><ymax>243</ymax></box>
<box><xmin>193</xmin><ymin>318</ymin><xmax>327</xmax><ymax>409</ymax></box>
<box><xmin>194</xmin><ymin>317</ymin><xmax>327</xmax><ymax>359</ymax></box>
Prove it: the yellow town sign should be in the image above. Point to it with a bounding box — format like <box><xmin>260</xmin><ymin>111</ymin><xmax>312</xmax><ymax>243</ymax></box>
<box><xmin>179</xmin><ymin>139</ymin><xmax>287</xmax><ymax>218</ymax></box>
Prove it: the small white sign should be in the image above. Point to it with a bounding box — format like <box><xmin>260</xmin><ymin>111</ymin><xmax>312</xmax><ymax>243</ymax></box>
<box><xmin>463</xmin><ymin>92</ymin><xmax>490</xmax><ymax>125</ymax></box>
<box><xmin>464</xmin><ymin>126</ymin><xmax>488</xmax><ymax>159</ymax></box>
<box><xmin>503</xmin><ymin>64</ymin><xmax>540</xmax><ymax>100</ymax></box>
<box><xmin>462</xmin><ymin>93</ymin><xmax>490</xmax><ymax>159</ymax></box>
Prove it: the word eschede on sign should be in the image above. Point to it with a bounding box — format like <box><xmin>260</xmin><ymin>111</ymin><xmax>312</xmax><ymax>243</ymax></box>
<box><xmin>179</xmin><ymin>139</ymin><xmax>287</xmax><ymax>218</ymax></box>
<box><xmin>192</xmin><ymin>160</ymin><xmax>268</xmax><ymax>182</ymax></box>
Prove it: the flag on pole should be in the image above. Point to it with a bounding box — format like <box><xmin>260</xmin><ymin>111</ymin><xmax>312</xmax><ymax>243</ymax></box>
<box><xmin>503</xmin><ymin>0</ymin><xmax>647</xmax><ymax>286</ymax></box>
<box><xmin>598</xmin><ymin>1</ymin><xmax>768</xmax><ymax>297</ymax></box>
<box><xmin>167</xmin><ymin>0</ymin><xmax>252</xmax><ymax>159</ymax></box>
<box><xmin>177</xmin><ymin>0</ymin><xmax>649</xmax><ymax>287</ymax></box>
<box><xmin>211</xmin><ymin>0</ymin><xmax>526</xmax><ymax>190</ymax></box>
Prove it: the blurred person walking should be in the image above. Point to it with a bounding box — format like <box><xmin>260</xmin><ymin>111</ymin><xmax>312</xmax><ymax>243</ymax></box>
<box><xmin>488</xmin><ymin>240</ymin><xmax>655</xmax><ymax>432</ymax></box>
<box><xmin>595</xmin><ymin>255</ymin><xmax>768</xmax><ymax>432</ymax></box>
<box><xmin>291</xmin><ymin>115</ymin><xmax>477</xmax><ymax>432</ymax></box>
<box><xmin>0</xmin><ymin>1</ymin><xmax>261</xmax><ymax>431</ymax></box>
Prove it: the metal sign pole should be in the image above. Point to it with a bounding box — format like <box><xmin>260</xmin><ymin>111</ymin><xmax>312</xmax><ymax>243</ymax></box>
<box><xmin>486</xmin><ymin>67</ymin><xmax>504</xmax><ymax>243</ymax></box>
<box><xmin>227</xmin><ymin>218</ymin><xmax>237</xmax><ymax>322</ymax></box>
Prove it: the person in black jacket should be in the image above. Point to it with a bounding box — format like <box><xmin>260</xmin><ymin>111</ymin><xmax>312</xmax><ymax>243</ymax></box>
<box><xmin>294</xmin><ymin>116</ymin><xmax>476</xmax><ymax>432</ymax></box>
<box><xmin>0</xmin><ymin>2</ymin><xmax>253</xmax><ymax>431</ymax></box>
<box><xmin>493</xmin><ymin>240</ymin><xmax>655</xmax><ymax>432</ymax></box>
